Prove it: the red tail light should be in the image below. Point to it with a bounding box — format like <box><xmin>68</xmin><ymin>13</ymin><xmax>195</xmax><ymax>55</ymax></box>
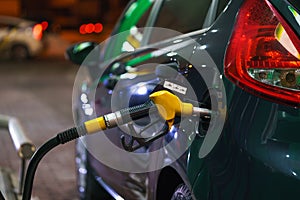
<box><xmin>41</xmin><ymin>21</ymin><xmax>48</xmax><ymax>31</ymax></box>
<box><xmin>32</xmin><ymin>24</ymin><xmax>43</xmax><ymax>40</ymax></box>
<box><xmin>79</xmin><ymin>23</ymin><xmax>103</xmax><ymax>34</ymax></box>
<box><xmin>224</xmin><ymin>0</ymin><xmax>300</xmax><ymax>107</ymax></box>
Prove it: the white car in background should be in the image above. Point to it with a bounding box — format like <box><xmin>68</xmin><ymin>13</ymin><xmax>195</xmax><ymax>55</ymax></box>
<box><xmin>0</xmin><ymin>16</ymin><xmax>47</xmax><ymax>60</ymax></box>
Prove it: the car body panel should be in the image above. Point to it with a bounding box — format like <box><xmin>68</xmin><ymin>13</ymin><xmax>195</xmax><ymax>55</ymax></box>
<box><xmin>74</xmin><ymin>0</ymin><xmax>227</xmax><ymax>199</ymax></box>
<box><xmin>83</xmin><ymin>27</ymin><xmax>223</xmax><ymax>199</ymax></box>
<box><xmin>73</xmin><ymin>0</ymin><xmax>300</xmax><ymax>199</ymax></box>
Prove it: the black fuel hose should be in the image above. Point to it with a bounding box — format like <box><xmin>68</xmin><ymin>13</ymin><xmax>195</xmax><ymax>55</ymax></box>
<box><xmin>22</xmin><ymin>128</ymin><xmax>79</xmax><ymax>200</ymax></box>
<box><xmin>21</xmin><ymin>102</ymin><xmax>154</xmax><ymax>200</ymax></box>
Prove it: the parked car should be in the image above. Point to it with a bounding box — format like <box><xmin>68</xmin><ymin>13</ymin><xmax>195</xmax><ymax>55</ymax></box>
<box><xmin>0</xmin><ymin>16</ymin><xmax>46</xmax><ymax>60</ymax></box>
<box><xmin>68</xmin><ymin>0</ymin><xmax>300</xmax><ymax>199</ymax></box>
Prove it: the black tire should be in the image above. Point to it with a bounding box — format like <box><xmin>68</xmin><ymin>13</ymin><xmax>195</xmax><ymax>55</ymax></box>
<box><xmin>11</xmin><ymin>44</ymin><xmax>29</xmax><ymax>60</ymax></box>
<box><xmin>171</xmin><ymin>184</ymin><xmax>193</xmax><ymax>200</ymax></box>
<box><xmin>76</xmin><ymin>140</ymin><xmax>113</xmax><ymax>200</ymax></box>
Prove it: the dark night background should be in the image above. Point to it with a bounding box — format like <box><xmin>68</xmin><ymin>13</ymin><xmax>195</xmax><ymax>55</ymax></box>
<box><xmin>1</xmin><ymin>0</ymin><xmax>130</xmax><ymax>31</ymax></box>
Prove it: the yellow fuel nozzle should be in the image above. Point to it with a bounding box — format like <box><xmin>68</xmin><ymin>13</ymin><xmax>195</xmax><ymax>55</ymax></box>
<box><xmin>149</xmin><ymin>90</ymin><xmax>193</xmax><ymax>128</ymax></box>
<box><xmin>83</xmin><ymin>90</ymin><xmax>211</xmax><ymax>135</ymax></box>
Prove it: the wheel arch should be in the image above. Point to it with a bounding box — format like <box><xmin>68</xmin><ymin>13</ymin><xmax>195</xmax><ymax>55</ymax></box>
<box><xmin>10</xmin><ymin>42</ymin><xmax>30</xmax><ymax>59</ymax></box>
<box><xmin>156</xmin><ymin>166</ymin><xmax>185</xmax><ymax>200</ymax></box>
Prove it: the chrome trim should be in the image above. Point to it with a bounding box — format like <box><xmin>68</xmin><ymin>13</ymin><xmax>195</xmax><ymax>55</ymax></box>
<box><xmin>0</xmin><ymin>115</ymin><xmax>35</xmax><ymax>159</ymax></box>
<box><xmin>95</xmin><ymin>176</ymin><xmax>125</xmax><ymax>200</ymax></box>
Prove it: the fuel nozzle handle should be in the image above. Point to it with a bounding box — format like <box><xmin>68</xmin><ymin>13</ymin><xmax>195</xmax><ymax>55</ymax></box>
<box><xmin>81</xmin><ymin>90</ymin><xmax>211</xmax><ymax>135</ymax></box>
<box><xmin>149</xmin><ymin>90</ymin><xmax>212</xmax><ymax>128</ymax></box>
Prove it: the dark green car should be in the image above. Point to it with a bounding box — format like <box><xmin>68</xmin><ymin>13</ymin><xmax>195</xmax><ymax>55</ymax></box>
<box><xmin>69</xmin><ymin>0</ymin><xmax>300</xmax><ymax>199</ymax></box>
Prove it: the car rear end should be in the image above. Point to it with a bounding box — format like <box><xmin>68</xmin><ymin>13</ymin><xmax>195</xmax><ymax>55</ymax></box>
<box><xmin>137</xmin><ymin>0</ymin><xmax>300</xmax><ymax>198</ymax></box>
<box><xmin>0</xmin><ymin>16</ymin><xmax>47</xmax><ymax>59</ymax></box>
<box><xmin>13</xmin><ymin>20</ymin><xmax>47</xmax><ymax>58</ymax></box>
<box><xmin>201</xmin><ymin>0</ymin><xmax>300</xmax><ymax>199</ymax></box>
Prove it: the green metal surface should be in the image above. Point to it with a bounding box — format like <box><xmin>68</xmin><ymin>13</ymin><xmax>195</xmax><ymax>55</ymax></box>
<box><xmin>126</xmin><ymin>52</ymin><xmax>153</xmax><ymax>66</ymax></box>
<box><xmin>104</xmin><ymin>0</ymin><xmax>154</xmax><ymax>61</ymax></box>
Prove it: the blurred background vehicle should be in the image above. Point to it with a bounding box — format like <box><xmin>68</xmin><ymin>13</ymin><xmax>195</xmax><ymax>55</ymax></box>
<box><xmin>0</xmin><ymin>16</ymin><xmax>47</xmax><ymax>60</ymax></box>
<box><xmin>68</xmin><ymin>0</ymin><xmax>300</xmax><ymax>199</ymax></box>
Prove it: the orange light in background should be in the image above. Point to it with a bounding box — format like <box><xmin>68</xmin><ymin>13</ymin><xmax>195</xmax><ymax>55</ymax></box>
<box><xmin>33</xmin><ymin>24</ymin><xmax>43</xmax><ymax>40</ymax></box>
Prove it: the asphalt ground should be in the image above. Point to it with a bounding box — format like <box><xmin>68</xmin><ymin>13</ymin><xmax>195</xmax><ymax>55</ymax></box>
<box><xmin>0</xmin><ymin>59</ymin><xmax>79</xmax><ymax>200</ymax></box>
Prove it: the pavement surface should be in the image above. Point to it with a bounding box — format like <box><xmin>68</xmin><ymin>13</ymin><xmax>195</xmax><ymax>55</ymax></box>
<box><xmin>0</xmin><ymin>27</ymin><xmax>114</xmax><ymax>199</ymax></box>
<box><xmin>0</xmin><ymin>31</ymin><xmax>89</xmax><ymax>200</ymax></box>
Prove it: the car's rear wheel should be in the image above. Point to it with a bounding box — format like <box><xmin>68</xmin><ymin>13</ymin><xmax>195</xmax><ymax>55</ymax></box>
<box><xmin>11</xmin><ymin>44</ymin><xmax>29</xmax><ymax>60</ymax></box>
<box><xmin>171</xmin><ymin>184</ymin><xmax>192</xmax><ymax>200</ymax></box>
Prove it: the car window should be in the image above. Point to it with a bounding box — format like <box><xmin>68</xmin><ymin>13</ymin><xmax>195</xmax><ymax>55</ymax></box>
<box><xmin>101</xmin><ymin>0</ymin><xmax>229</xmax><ymax>62</ymax></box>
<box><xmin>0</xmin><ymin>22</ymin><xmax>10</xmax><ymax>41</ymax></box>
<box><xmin>120</xmin><ymin>4</ymin><xmax>153</xmax><ymax>51</ymax></box>
<box><xmin>0</xmin><ymin>22</ymin><xmax>13</xmax><ymax>29</ymax></box>
<box><xmin>148</xmin><ymin>0</ymin><xmax>212</xmax><ymax>43</ymax></box>
<box><xmin>0</xmin><ymin>23</ymin><xmax>7</xmax><ymax>29</ymax></box>
<box><xmin>103</xmin><ymin>0</ymin><xmax>155</xmax><ymax>61</ymax></box>
<box><xmin>217</xmin><ymin>0</ymin><xmax>230</xmax><ymax>17</ymax></box>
